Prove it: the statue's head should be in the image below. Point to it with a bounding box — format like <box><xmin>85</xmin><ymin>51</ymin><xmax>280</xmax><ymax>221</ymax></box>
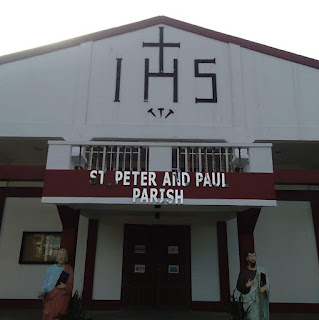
<box><xmin>246</xmin><ymin>250</ymin><xmax>256</xmax><ymax>268</ymax></box>
<box><xmin>56</xmin><ymin>248</ymin><xmax>68</xmax><ymax>265</ymax></box>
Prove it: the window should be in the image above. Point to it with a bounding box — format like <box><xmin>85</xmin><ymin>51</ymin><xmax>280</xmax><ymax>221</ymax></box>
<box><xmin>19</xmin><ymin>232</ymin><xmax>61</xmax><ymax>264</ymax></box>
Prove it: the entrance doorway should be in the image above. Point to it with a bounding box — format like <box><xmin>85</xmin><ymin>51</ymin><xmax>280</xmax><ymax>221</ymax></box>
<box><xmin>121</xmin><ymin>224</ymin><xmax>191</xmax><ymax>307</ymax></box>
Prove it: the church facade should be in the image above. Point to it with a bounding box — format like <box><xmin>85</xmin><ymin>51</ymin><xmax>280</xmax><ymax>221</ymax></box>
<box><xmin>0</xmin><ymin>16</ymin><xmax>318</xmax><ymax>313</ymax></box>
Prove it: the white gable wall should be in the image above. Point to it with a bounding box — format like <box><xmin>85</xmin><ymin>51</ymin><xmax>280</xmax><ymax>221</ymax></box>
<box><xmin>0</xmin><ymin>46</ymin><xmax>79</xmax><ymax>138</ymax></box>
<box><xmin>0</xmin><ymin>25</ymin><xmax>318</xmax><ymax>142</ymax></box>
<box><xmin>242</xmin><ymin>49</ymin><xmax>319</xmax><ymax>141</ymax></box>
<box><xmin>86</xmin><ymin>26</ymin><xmax>233</xmax><ymax>141</ymax></box>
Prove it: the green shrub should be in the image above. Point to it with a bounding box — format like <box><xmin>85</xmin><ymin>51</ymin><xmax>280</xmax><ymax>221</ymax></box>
<box><xmin>227</xmin><ymin>290</ymin><xmax>250</xmax><ymax>320</ymax></box>
<box><xmin>57</xmin><ymin>291</ymin><xmax>92</xmax><ymax>320</ymax></box>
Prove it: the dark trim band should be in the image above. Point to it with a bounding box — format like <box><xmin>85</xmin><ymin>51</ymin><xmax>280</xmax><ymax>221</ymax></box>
<box><xmin>270</xmin><ymin>303</ymin><xmax>319</xmax><ymax>313</ymax></box>
<box><xmin>0</xmin><ymin>166</ymin><xmax>45</xmax><ymax>181</ymax></box>
<box><xmin>0</xmin><ymin>299</ymin><xmax>42</xmax><ymax>309</ymax></box>
<box><xmin>274</xmin><ymin>169</ymin><xmax>319</xmax><ymax>185</ymax></box>
<box><xmin>0</xmin><ymin>299</ymin><xmax>318</xmax><ymax>313</ymax></box>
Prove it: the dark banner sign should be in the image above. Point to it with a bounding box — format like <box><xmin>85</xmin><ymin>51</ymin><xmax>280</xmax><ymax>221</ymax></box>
<box><xmin>43</xmin><ymin>170</ymin><xmax>275</xmax><ymax>203</ymax></box>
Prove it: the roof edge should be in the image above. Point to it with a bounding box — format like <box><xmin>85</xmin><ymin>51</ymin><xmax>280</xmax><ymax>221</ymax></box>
<box><xmin>0</xmin><ymin>16</ymin><xmax>318</xmax><ymax>69</ymax></box>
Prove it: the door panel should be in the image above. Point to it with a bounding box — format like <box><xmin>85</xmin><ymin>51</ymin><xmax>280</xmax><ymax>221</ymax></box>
<box><xmin>121</xmin><ymin>225</ymin><xmax>153</xmax><ymax>305</ymax></box>
<box><xmin>121</xmin><ymin>224</ymin><xmax>191</xmax><ymax>307</ymax></box>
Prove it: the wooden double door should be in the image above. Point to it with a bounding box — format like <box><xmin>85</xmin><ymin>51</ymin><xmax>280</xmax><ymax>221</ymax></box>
<box><xmin>121</xmin><ymin>224</ymin><xmax>191</xmax><ymax>307</ymax></box>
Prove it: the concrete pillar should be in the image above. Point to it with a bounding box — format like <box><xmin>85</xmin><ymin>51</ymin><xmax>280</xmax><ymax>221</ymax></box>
<box><xmin>217</xmin><ymin>221</ymin><xmax>230</xmax><ymax>305</ymax></box>
<box><xmin>311</xmin><ymin>200</ymin><xmax>319</xmax><ymax>263</ymax></box>
<box><xmin>237</xmin><ymin>208</ymin><xmax>261</xmax><ymax>269</ymax></box>
<box><xmin>57</xmin><ymin>205</ymin><xmax>80</xmax><ymax>267</ymax></box>
<box><xmin>82</xmin><ymin>219</ymin><xmax>98</xmax><ymax>308</ymax></box>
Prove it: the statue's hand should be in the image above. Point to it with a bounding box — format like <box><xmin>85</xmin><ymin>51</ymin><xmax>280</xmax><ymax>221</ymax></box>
<box><xmin>259</xmin><ymin>286</ymin><xmax>266</xmax><ymax>293</ymax></box>
<box><xmin>246</xmin><ymin>278</ymin><xmax>254</xmax><ymax>288</ymax></box>
<box><xmin>57</xmin><ymin>283</ymin><xmax>66</xmax><ymax>289</ymax></box>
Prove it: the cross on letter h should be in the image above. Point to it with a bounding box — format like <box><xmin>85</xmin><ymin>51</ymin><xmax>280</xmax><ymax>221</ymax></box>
<box><xmin>143</xmin><ymin>27</ymin><xmax>180</xmax><ymax>102</ymax></box>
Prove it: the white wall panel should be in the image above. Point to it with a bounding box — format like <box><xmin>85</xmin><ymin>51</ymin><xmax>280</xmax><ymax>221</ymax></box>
<box><xmin>242</xmin><ymin>48</ymin><xmax>319</xmax><ymax>141</ymax></box>
<box><xmin>73</xmin><ymin>215</ymin><xmax>89</xmax><ymax>295</ymax></box>
<box><xmin>294</xmin><ymin>64</ymin><xmax>319</xmax><ymax>128</ymax></box>
<box><xmin>0</xmin><ymin>198</ymin><xmax>61</xmax><ymax>299</ymax></box>
<box><xmin>255</xmin><ymin>201</ymin><xmax>319</xmax><ymax>303</ymax></box>
<box><xmin>92</xmin><ymin>221</ymin><xmax>124</xmax><ymax>300</ymax></box>
<box><xmin>191</xmin><ymin>223</ymin><xmax>220</xmax><ymax>301</ymax></box>
<box><xmin>0</xmin><ymin>48</ymin><xmax>78</xmax><ymax>125</ymax></box>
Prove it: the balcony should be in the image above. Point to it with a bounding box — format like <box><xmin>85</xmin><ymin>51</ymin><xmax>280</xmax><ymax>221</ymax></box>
<box><xmin>46</xmin><ymin>141</ymin><xmax>273</xmax><ymax>173</ymax></box>
<box><xmin>42</xmin><ymin>141</ymin><xmax>276</xmax><ymax>208</ymax></box>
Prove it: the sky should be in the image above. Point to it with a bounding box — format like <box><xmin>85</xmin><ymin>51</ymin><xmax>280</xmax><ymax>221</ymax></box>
<box><xmin>0</xmin><ymin>0</ymin><xmax>318</xmax><ymax>60</ymax></box>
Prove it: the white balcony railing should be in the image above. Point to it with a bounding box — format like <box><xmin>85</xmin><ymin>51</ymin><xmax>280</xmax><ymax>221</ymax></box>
<box><xmin>171</xmin><ymin>146</ymin><xmax>248</xmax><ymax>173</ymax></box>
<box><xmin>73</xmin><ymin>145</ymin><xmax>149</xmax><ymax>171</ymax></box>
<box><xmin>46</xmin><ymin>141</ymin><xmax>273</xmax><ymax>173</ymax></box>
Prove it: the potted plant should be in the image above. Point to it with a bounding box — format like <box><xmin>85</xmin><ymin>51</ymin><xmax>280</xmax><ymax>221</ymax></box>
<box><xmin>227</xmin><ymin>290</ymin><xmax>251</xmax><ymax>320</ymax></box>
<box><xmin>57</xmin><ymin>291</ymin><xmax>92</xmax><ymax>320</ymax></box>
